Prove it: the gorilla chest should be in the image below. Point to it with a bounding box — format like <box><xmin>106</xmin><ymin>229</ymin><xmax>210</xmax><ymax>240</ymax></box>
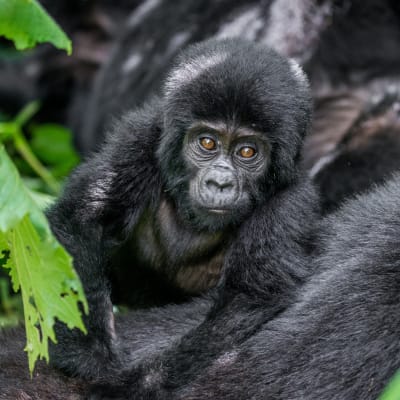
<box><xmin>127</xmin><ymin>200</ymin><xmax>229</xmax><ymax>294</ymax></box>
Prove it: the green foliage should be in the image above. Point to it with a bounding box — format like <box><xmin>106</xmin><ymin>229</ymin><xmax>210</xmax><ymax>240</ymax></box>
<box><xmin>31</xmin><ymin>124</ymin><xmax>80</xmax><ymax>179</ymax></box>
<box><xmin>0</xmin><ymin>140</ymin><xmax>47</xmax><ymax>233</ymax></box>
<box><xmin>0</xmin><ymin>102</ymin><xmax>82</xmax><ymax>377</ymax></box>
<box><xmin>0</xmin><ymin>145</ymin><xmax>88</xmax><ymax>373</ymax></box>
<box><xmin>0</xmin><ymin>0</ymin><xmax>87</xmax><ymax>376</ymax></box>
<box><xmin>0</xmin><ymin>0</ymin><xmax>71</xmax><ymax>54</ymax></box>
<box><xmin>379</xmin><ymin>371</ymin><xmax>400</xmax><ymax>400</ymax></box>
<box><xmin>0</xmin><ymin>102</ymin><xmax>80</xmax><ymax>195</ymax></box>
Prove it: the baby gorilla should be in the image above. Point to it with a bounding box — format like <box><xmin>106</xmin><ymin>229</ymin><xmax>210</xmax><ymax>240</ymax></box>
<box><xmin>48</xmin><ymin>38</ymin><xmax>317</xmax><ymax>384</ymax></box>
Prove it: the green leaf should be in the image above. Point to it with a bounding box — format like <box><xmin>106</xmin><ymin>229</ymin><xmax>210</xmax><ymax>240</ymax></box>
<box><xmin>30</xmin><ymin>123</ymin><xmax>80</xmax><ymax>178</ymax></box>
<box><xmin>3</xmin><ymin>216</ymin><xmax>87</xmax><ymax>371</ymax></box>
<box><xmin>0</xmin><ymin>0</ymin><xmax>72</xmax><ymax>54</ymax></box>
<box><xmin>0</xmin><ymin>144</ymin><xmax>48</xmax><ymax>235</ymax></box>
<box><xmin>0</xmin><ymin>144</ymin><xmax>87</xmax><ymax>373</ymax></box>
<box><xmin>379</xmin><ymin>371</ymin><xmax>400</xmax><ymax>400</ymax></box>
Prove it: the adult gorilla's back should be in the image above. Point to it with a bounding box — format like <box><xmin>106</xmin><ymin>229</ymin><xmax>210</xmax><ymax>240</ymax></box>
<box><xmin>179</xmin><ymin>173</ymin><xmax>400</xmax><ymax>400</ymax></box>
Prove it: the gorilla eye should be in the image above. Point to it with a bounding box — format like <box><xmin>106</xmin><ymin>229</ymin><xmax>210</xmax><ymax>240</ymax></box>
<box><xmin>200</xmin><ymin>137</ymin><xmax>216</xmax><ymax>151</ymax></box>
<box><xmin>238</xmin><ymin>146</ymin><xmax>256</xmax><ymax>159</ymax></box>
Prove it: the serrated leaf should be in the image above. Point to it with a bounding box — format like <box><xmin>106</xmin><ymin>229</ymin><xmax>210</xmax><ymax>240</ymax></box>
<box><xmin>3</xmin><ymin>216</ymin><xmax>87</xmax><ymax>371</ymax></box>
<box><xmin>0</xmin><ymin>144</ymin><xmax>87</xmax><ymax>372</ymax></box>
<box><xmin>0</xmin><ymin>0</ymin><xmax>72</xmax><ymax>54</ymax></box>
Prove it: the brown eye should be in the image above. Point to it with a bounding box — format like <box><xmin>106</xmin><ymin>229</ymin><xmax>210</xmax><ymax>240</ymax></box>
<box><xmin>239</xmin><ymin>146</ymin><xmax>256</xmax><ymax>158</ymax></box>
<box><xmin>200</xmin><ymin>137</ymin><xmax>216</xmax><ymax>151</ymax></box>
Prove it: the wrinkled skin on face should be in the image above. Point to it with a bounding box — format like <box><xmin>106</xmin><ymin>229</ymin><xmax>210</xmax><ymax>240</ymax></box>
<box><xmin>182</xmin><ymin>121</ymin><xmax>270</xmax><ymax>229</ymax></box>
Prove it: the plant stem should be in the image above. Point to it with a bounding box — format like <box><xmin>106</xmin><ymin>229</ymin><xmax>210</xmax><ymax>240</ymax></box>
<box><xmin>0</xmin><ymin>122</ymin><xmax>16</xmax><ymax>141</ymax></box>
<box><xmin>13</xmin><ymin>128</ymin><xmax>60</xmax><ymax>195</ymax></box>
<box><xmin>15</xmin><ymin>101</ymin><xmax>41</xmax><ymax>126</ymax></box>
<box><xmin>0</xmin><ymin>101</ymin><xmax>60</xmax><ymax>195</ymax></box>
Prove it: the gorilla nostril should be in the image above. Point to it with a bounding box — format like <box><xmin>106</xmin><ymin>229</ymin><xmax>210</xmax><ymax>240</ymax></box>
<box><xmin>206</xmin><ymin>179</ymin><xmax>233</xmax><ymax>192</ymax></box>
<box><xmin>219</xmin><ymin>182</ymin><xmax>233</xmax><ymax>191</ymax></box>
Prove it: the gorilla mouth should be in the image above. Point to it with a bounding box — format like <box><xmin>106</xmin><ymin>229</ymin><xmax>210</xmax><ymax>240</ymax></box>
<box><xmin>206</xmin><ymin>208</ymin><xmax>231</xmax><ymax>215</ymax></box>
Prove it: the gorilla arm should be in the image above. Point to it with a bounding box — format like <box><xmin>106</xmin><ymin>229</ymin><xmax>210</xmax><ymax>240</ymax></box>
<box><xmin>48</xmin><ymin>104</ymin><xmax>162</xmax><ymax>379</ymax></box>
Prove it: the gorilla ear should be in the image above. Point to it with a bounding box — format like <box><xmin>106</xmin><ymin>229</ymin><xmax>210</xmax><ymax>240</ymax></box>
<box><xmin>289</xmin><ymin>59</ymin><xmax>308</xmax><ymax>86</ymax></box>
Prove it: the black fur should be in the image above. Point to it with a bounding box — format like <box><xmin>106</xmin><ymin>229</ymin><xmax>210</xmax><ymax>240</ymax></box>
<box><xmin>168</xmin><ymin>172</ymin><xmax>400</xmax><ymax>400</ymax></box>
<box><xmin>3</xmin><ymin>173</ymin><xmax>400</xmax><ymax>399</ymax></box>
<box><xmin>89</xmin><ymin>173</ymin><xmax>400</xmax><ymax>400</ymax></box>
<box><xmin>0</xmin><ymin>299</ymin><xmax>208</xmax><ymax>399</ymax></box>
<box><xmin>47</xmin><ymin>38</ymin><xmax>317</xmax><ymax>382</ymax></box>
<box><xmin>0</xmin><ymin>327</ymin><xmax>86</xmax><ymax>399</ymax></box>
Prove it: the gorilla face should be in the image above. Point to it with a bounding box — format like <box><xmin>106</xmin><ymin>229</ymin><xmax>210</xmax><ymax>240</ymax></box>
<box><xmin>182</xmin><ymin>120</ymin><xmax>270</xmax><ymax>227</ymax></box>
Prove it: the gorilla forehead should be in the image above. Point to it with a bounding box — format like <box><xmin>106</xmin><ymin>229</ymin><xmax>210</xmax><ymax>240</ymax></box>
<box><xmin>164</xmin><ymin>38</ymin><xmax>310</xmax><ymax>131</ymax></box>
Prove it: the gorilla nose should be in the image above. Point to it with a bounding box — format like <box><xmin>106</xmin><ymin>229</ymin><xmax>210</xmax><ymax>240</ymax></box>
<box><xmin>205</xmin><ymin>178</ymin><xmax>234</xmax><ymax>193</ymax></box>
<box><xmin>199</xmin><ymin>168</ymin><xmax>239</xmax><ymax>208</ymax></box>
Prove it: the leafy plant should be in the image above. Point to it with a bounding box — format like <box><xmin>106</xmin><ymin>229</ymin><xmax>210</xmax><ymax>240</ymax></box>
<box><xmin>0</xmin><ymin>0</ymin><xmax>86</xmax><ymax>374</ymax></box>
<box><xmin>0</xmin><ymin>105</ymin><xmax>87</xmax><ymax>373</ymax></box>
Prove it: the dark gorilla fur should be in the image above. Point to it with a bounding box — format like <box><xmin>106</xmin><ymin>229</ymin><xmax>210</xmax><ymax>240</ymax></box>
<box><xmin>0</xmin><ymin>301</ymin><xmax>208</xmax><ymax>399</ymax></box>
<box><xmin>45</xmin><ymin>38</ymin><xmax>317</xmax><ymax>383</ymax></box>
<box><xmin>83</xmin><ymin>176</ymin><xmax>400</xmax><ymax>400</ymax></box>
<box><xmin>171</xmin><ymin>173</ymin><xmax>400</xmax><ymax>400</ymax></box>
<box><xmin>3</xmin><ymin>174</ymin><xmax>400</xmax><ymax>399</ymax></box>
<box><xmin>88</xmin><ymin>177</ymin><xmax>400</xmax><ymax>400</ymax></box>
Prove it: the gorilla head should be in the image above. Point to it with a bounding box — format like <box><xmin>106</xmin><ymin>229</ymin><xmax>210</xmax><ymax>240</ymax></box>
<box><xmin>157</xmin><ymin>39</ymin><xmax>312</xmax><ymax>230</ymax></box>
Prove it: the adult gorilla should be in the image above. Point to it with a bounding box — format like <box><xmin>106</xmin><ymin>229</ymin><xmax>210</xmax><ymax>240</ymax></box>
<box><xmin>92</xmin><ymin>170</ymin><xmax>400</xmax><ymax>400</ymax></box>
